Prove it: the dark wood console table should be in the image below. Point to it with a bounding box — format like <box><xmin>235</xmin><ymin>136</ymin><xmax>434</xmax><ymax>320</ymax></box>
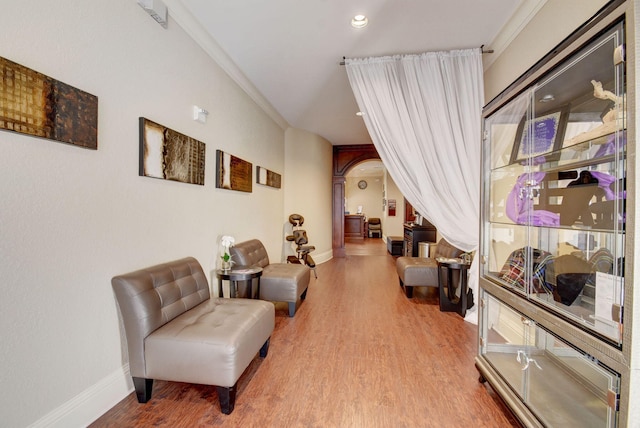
<box><xmin>345</xmin><ymin>215</ymin><xmax>365</xmax><ymax>239</ymax></box>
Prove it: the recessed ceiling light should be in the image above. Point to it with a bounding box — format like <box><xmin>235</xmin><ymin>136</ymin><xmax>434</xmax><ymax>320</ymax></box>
<box><xmin>351</xmin><ymin>14</ymin><xmax>368</xmax><ymax>29</ymax></box>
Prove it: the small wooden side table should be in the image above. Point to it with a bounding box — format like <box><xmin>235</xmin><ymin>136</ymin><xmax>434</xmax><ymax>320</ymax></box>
<box><xmin>436</xmin><ymin>258</ymin><xmax>473</xmax><ymax>317</ymax></box>
<box><xmin>216</xmin><ymin>266</ymin><xmax>263</xmax><ymax>299</ymax></box>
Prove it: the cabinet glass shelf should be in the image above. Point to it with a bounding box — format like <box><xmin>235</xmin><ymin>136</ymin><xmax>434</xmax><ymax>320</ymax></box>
<box><xmin>480</xmin><ymin>294</ymin><xmax>619</xmax><ymax>427</ymax></box>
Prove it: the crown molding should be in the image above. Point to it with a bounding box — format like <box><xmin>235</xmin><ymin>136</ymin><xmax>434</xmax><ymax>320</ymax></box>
<box><xmin>483</xmin><ymin>0</ymin><xmax>548</xmax><ymax>70</ymax></box>
<box><xmin>162</xmin><ymin>0</ymin><xmax>290</xmax><ymax>130</ymax></box>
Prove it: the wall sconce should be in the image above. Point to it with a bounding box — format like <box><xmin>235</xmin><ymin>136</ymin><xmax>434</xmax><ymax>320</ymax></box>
<box><xmin>137</xmin><ymin>0</ymin><xmax>168</xmax><ymax>29</ymax></box>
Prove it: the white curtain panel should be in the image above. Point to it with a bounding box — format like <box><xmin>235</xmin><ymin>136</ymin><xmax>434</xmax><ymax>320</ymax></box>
<box><xmin>345</xmin><ymin>49</ymin><xmax>483</xmax><ymax>323</ymax></box>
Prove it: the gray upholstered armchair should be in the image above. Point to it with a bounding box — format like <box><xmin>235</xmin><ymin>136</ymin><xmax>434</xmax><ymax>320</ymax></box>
<box><xmin>230</xmin><ymin>239</ymin><xmax>310</xmax><ymax>317</ymax></box>
<box><xmin>396</xmin><ymin>239</ymin><xmax>464</xmax><ymax>297</ymax></box>
<box><xmin>111</xmin><ymin>257</ymin><xmax>274</xmax><ymax>414</ymax></box>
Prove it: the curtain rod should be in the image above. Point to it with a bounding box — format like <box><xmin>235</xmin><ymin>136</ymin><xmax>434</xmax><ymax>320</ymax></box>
<box><xmin>339</xmin><ymin>46</ymin><xmax>493</xmax><ymax>65</ymax></box>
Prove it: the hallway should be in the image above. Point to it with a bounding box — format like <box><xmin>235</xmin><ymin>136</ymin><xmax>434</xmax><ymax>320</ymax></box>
<box><xmin>345</xmin><ymin>236</ymin><xmax>390</xmax><ymax>256</ymax></box>
<box><xmin>92</xmin><ymin>240</ymin><xmax>519</xmax><ymax>427</ymax></box>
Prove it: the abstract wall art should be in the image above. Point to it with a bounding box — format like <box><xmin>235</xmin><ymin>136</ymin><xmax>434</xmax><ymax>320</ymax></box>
<box><xmin>216</xmin><ymin>150</ymin><xmax>252</xmax><ymax>192</ymax></box>
<box><xmin>139</xmin><ymin>117</ymin><xmax>205</xmax><ymax>185</ymax></box>
<box><xmin>256</xmin><ymin>165</ymin><xmax>281</xmax><ymax>189</ymax></box>
<box><xmin>0</xmin><ymin>56</ymin><xmax>98</xmax><ymax>149</ymax></box>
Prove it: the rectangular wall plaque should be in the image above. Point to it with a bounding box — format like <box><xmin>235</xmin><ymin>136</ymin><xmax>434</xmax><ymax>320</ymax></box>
<box><xmin>256</xmin><ymin>165</ymin><xmax>281</xmax><ymax>189</ymax></box>
<box><xmin>388</xmin><ymin>199</ymin><xmax>396</xmax><ymax>216</ymax></box>
<box><xmin>139</xmin><ymin>117</ymin><xmax>205</xmax><ymax>185</ymax></box>
<box><xmin>216</xmin><ymin>149</ymin><xmax>252</xmax><ymax>192</ymax></box>
<box><xmin>0</xmin><ymin>56</ymin><xmax>98</xmax><ymax>149</ymax></box>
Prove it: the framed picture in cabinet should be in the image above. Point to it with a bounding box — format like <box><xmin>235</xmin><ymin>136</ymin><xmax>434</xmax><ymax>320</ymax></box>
<box><xmin>510</xmin><ymin>105</ymin><xmax>569</xmax><ymax>163</ymax></box>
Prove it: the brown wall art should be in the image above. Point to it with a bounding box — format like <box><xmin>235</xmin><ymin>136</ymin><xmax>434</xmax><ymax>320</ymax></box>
<box><xmin>139</xmin><ymin>117</ymin><xmax>206</xmax><ymax>185</ymax></box>
<box><xmin>216</xmin><ymin>150</ymin><xmax>252</xmax><ymax>192</ymax></box>
<box><xmin>256</xmin><ymin>166</ymin><xmax>281</xmax><ymax>189</ymax></box>
<box><xmin>0</xmin><ymin>56</ymin><xmax>98</xmax><ymax>149</ymax></box>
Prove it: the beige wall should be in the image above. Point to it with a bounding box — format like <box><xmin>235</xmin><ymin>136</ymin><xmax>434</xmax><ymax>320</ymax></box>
<box><xmin>345</xmin><ymin>175</ymin><xmax>384</xmax><ymax>218</ymax></box>
<box><xmin>0</xmin><ymin>0</ymin><xmax>619</xmax><ymax>426</ymax></box>
<box><xmin>383</xmin><ymin>171</ymin><xmax>407</xmax><ymax>238</ymax></box>
<box><xmin>484</xmin><ymin>0</ymin><xmax>609</xmax><ymax>102</ymax></box>
<box><xmin>344</xmin><ymin>170</ymin><xmax>407</xmax><ymax>239</ymax></box>
<box><xmin>284</xmin><ymin>128</ymin><xmax>334</xmax><ymax>263</ymax></box>
<box><xmin>0</xmin><ymin>1</ymin><xmax>328</xmax><ymax>426</ymax></box>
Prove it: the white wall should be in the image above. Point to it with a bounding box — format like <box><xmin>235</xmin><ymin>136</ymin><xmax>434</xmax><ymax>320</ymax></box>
<box><xmin>0</xmin><ymin>1</ymin><xmax>330</xmax><ymax>426</ymax></box>
<box><xmin>284</xmin><ymin>128</ymin><xmax>333</xmax><ymax>263</ymax></box>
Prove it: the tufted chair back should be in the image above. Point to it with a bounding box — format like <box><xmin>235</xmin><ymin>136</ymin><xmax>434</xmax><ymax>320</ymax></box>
<box><xmin>230</xmin><ymin>239</ymin><xmax>270</xmax><ymax>268</ymax></box>
<box><xmin>111</xmin><ymin>257</ymin><xmax>210</xmax><ymax>377</ymax></box>
<box><xmin>433</xmin><ymin>239</ymin><xmax>464</xmax><ymax>259</ymax></box>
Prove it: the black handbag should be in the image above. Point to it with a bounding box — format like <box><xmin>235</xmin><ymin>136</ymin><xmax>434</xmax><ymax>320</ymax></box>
<box><xmin>554</xmin><ymin>273</ymin><xmax>591</xmax><ymax>305</ymax></box>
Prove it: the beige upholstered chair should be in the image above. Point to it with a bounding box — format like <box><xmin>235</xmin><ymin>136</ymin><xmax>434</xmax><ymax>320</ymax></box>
<box><xmin>367</xmin><ymin>218</ymin><xmax>382</xmax><ymax>238</ymax></box>
<box><xmin>396</xmin><ymin>239</ymin><xmax>464</xmax><ymax>297</ymax></box>
<box><xmin>231</xmin><ymin>239</ymin><xmax>310</xmax><ymax>317</ymax></box>
<box><xmin>111</xmin><ymin>257</ymin><xmax>274</xmax><ymax>414</ymax></box>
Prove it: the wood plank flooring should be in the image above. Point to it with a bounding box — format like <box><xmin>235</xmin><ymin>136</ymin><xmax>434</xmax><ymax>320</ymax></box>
<box><xmin>91</xmin><ymin>239</ymin><xmax>520</xmax><ymax>427</ymax></box>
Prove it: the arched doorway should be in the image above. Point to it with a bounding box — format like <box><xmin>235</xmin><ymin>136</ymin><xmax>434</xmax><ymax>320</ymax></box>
<box><xmin>332</xmin><ymin>144</ymin><xmax>380</xmax><ymax>257</ymax></box>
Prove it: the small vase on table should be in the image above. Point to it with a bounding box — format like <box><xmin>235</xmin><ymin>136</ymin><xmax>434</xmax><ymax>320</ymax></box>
<box><xmin>220</xmin><ymin>235</ymin><xmax>235</xmax><ymax>273</ymax></box>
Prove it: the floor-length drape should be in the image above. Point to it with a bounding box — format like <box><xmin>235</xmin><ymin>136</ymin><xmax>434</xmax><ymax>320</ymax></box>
<box><xmin>345</xmin><ymin>49</ymin><xmax>483</xmax><ymax>323</ymax></box>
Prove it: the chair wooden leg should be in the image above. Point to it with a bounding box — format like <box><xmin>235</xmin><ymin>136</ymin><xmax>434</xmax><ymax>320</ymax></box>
<box><xmin>288</xmin><ymin>301</ymin><xmax>297</xmax><ymax>317</ymax></box>
<box><xmin>216</xmin><ymin>383</ymin><xmax>237</xmax><ymax>415</ymax></box>
<box><xmin>405</xmin><ymin>286</ymin><xmax>414</xmax><ymax>298</ymax></box>
<box><xmin>133</xmin><ymin>377</ymin><xmax>153</xmax><ymax>403</ymax></box>
<box><xmin>260</xmin><ymin>337</ymin><xmax>270</xmax><ymax>357</ymax></box>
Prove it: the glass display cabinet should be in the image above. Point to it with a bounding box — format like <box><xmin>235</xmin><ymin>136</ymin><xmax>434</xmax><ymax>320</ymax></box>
<box><xmin>476</xmin><ymin>2</ymin><xmax>637</xmax><ymax>426</ymax></box>
<box><xmin>481</xmin><ymin>294</ymin><xmax>620</xmax><ymax>427</ymax></box>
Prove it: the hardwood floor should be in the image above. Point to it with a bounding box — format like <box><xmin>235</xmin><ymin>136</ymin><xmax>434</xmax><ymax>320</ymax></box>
<box><xmin>91</xmin><ymin>239</ymin><xmax>520</xmax><ymax>427</ymax></box>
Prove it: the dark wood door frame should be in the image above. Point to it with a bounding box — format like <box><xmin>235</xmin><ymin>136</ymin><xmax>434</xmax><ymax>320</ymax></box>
<box><xmin>332</xmin><ymin>144</ymin><xmax>380</xmax><ymax>257</ymax></box>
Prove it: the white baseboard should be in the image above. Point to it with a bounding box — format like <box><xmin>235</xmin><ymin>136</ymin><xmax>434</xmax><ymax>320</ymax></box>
<box><xmin>29</xmin><ymin>365</ymin><xmax>132</xmax><ymax>428</ymax></box>
<box><xmin>314</xmin><ymin>249</ymin><xmax>333</xmax><ymax>265</ymax></box>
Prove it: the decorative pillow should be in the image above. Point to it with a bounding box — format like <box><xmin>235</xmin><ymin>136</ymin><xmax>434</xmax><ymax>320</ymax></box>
<box><xmin>499</xmin><ymin>247</ymin><xmax>553</xmax><ymax>294</ymax></box>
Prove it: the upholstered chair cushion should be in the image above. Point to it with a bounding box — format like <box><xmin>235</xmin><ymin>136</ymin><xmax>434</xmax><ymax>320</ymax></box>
<box><xmin>395</xmin><ymin>239</ymin><xmax>464</xmax><ymax>298</ymax></box>
<box><xmin>230</xmin><ymin>239</ymin><xmax>311</xmax><ymax>317</ymax></box>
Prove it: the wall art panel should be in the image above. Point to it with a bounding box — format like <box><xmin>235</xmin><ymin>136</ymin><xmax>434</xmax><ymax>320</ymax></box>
<box><xmin>256</xmin><ymin>165</ymin><xmax>281</xmax><ymax>189</ymax></box>
<box><xmin>216</xmin><ymin>149</ymin><xmax>252</xmax><ymax>192</ymax></box>
<box><xmin>139</xmin><ymin>117</ymin><xmax>205</xmax><ymax>185</ymax></box>
<box><xmin>0</xmin><ymin>56</ymin><xmax>98</xmax><ymax>149</ymax></box>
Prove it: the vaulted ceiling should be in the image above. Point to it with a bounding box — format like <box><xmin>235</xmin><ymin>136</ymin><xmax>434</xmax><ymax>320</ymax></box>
<box><xmin>165</xmin><ymin>0</ymin><xmax>544</xmax><ymax>145</ymax></box>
